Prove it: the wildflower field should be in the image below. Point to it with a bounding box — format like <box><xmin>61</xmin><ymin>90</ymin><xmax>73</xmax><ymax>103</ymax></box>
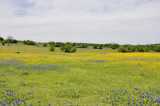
<box><xmin>0</xmin><ymin>44</ymin><xmax>160</xmax><ymax>106</ymax></box>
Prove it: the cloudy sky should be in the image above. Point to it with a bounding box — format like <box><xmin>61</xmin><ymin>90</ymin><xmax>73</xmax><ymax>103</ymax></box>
<box><xmin>0</xmin><ymin>0</ymin><xmax>160</xmax><ymax>44</ymax></box>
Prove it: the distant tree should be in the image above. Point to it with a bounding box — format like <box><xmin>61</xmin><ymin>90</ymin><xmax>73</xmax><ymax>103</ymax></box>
<box><xmin>49</xmin><ymin>45</ymin><xmax>55</xmax><ymax>51</ymax></box>
<box><xmin>155</xmin><ymin>46</ymin><xmax>160</xmax><ymax>52</ymax></box>
<box><xmin>93</xmin><ymin>44</ymin><xmax>98</xmax><ymax>49</ymax></box>
<box><xmin>23</xmin><ymin>40</ymin><xmax>36</xmax><ymax>45</ymax></box>
<box><xmin>12</xmin><ymin>39</ymin><xmax>17</xmax><ymax>43</ymax></box>
<box><xmin>111</xmin><ymin>44</ymin><xmax>119</xmax><ymax>49</ymax></box>
<box><xmin>49</xmin><ymin>41</ymin><xmax>55</xmax><ymax>45</ymax></box>
<box><xmin>61</xmin><ymin>44</ymin><xmax>76</xmax><ymax>53</ymax></box>
<box><xmin>99</xmin><ymin>45</ymin><xmax>103</xmax><ymax>49</ymax></box>
<box><xmin>118</xmin><ymin>46</ymin><xmax>129</xmax><ymax>53</ymax></box>
<box><xmin>77</xmin><ymin>43</ymin><xmax>88</xmax><ymax>48</ymax></box>
<box><xmin>1</xmin><ymin>41</ymin><xmax>5</xmax><ymax>45</ymax></box>
<box><xmin>93</xmin><ymin>44</ymin><xmax>103</xmax><ymax>49</ymax></box>
<box><xmin>0</xmin><ymin>36</ymin><xmax>4</xmax><ymax>41</ymax></box>
<box><xmin>43</xmin><ymin>43</ymin><xmax>47</xmax><ymax>47</ymax></box>
<box><xmin>54</xmin><ymin>42</ymin><xmax>63</xmax><ymax>47</ymax></box>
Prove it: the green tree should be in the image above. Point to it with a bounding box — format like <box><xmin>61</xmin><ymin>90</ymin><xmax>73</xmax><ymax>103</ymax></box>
<box><xmin>43</xmin><ymin>43</ymin><xmax>47</xmax><ymax>47</ymax></box>
<box><xmin>49</xmin><ymin>45</ymin><xmax>55</xmax><ymax>51</ymax></box>
<box><xmin>61</xmin><ymin>44</ymin><xmax>76</xmax><ymax>53</ymax></box>
<box><xmin>0</xmin><ymin>36</ymin><xmax>4</xmax><ymax>41</ymax></box>
<box><xmin>155</xmin><ymin>46</ymin><xmax>160</xmax><ymax>52</ymax></box>
<box><xmin>118</xmin><ymin>46</ymin><xmax>129</xmax><ymax>53</ymax></box>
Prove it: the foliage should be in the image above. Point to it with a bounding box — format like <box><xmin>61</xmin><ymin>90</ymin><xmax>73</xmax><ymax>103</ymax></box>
<box><xmin>155</xmin><ymin>45</ymin><xmax>160</xmax><ymax>52</ymax></box>
<box><xmin>48</xmin><ymin>41</ymin><xmax>55</xmax><ymax>45</ymax></box>
<box><xmin>77</xmin><ymin>43</ymin><xmax>88</xmax><ymax>48</ymax></box>
<box><xmin>54</xmin><ymin>42</ymin><xmax>63</xmax><ymax>47</ymax></box>
<box><xmin>49</xmin><ymin>45</ymin><xmax>55</xmax><ymax>51</ymax></box>
<box><xmin>93</xmin><ymin>44</ymin><xmax>98</xmax><ymax>49</ymax></box>
<box><xmin>118</xmin><ymin>44</ymin><xmax>160</xmax><ymax>53</ymax></box>
<box><xmin>118</xmin><ymin>46</ymin><xmax>129</xmax><ymax>53</ymax></box>
<box><xmin>1</xmin><ymin>41</ymin><xmax>5</xmax><ymax>46</ymax></box>
<box><xmin>93</xmin><ymin>44</ymin><xmax>103</xmax><ymax>49</ymax></box>
<box><xmin>105</xmin><ymin>43</ymin><xmax>120</xmax><ymax>49</ymax></box>
<box><xmin>43</xmin><ymin>43</ymin><xmax>47</xmax><ymax>47</ymax></box>
<box><xmin>23</xmin><ymin>40</ymin><xmax>36</xmax><ymax>45</ymax></box>
<box><xmin>99</xmin><ymin>45</ymin><xmax>103</xmax><ymax>49</ymax></box>
<box><xmin>61</xmin><ymin>44</ymin><xmax>76</xmax><ymax>53</ymax></box>
<box><xmin>0</xmin><ymin>36</ymin><xmax>4</xmax><ymax>41</ymax></box>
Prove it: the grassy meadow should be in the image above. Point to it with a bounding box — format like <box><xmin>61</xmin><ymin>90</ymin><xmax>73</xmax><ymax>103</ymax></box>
<box><xmin>0</xmin><ymin>43</ymin><xmax>160</xmax><ymax>106</ymax></box>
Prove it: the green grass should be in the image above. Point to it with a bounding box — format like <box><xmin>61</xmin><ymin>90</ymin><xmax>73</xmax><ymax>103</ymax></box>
<box><xmin>0</xmin><ymin>43</ymin><xmax>160</xmax><ymax>105</ymax></box>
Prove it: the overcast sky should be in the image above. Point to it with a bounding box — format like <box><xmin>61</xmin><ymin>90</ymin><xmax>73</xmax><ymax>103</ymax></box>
<box><xmin>0</xmin><ymin>0</ymin><xmax>160</xmax><ymax>44</ymax></box>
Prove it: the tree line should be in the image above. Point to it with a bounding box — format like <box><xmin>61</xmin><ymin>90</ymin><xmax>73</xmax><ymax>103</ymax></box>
<box><xmin>1</xmin><ymin>36</ymin><xmax>160</xmax><ymax>53</ymax></box>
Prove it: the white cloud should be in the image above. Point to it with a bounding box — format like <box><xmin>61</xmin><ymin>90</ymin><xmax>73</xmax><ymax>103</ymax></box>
<box><xmin>0</xmin><ymin>0</ymin><xmax>160</xmax><ymax>44</ymax></box>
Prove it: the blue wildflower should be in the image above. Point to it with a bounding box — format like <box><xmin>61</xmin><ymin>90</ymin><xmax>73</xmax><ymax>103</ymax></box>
<box><xmin>156</xmin><ymin>97</ymin><xmax>160</xmax><ymax>102</ymax></box>
<box><xmin>134</xmin><ymin>88</ymin><xmax>138</xmax><ymax>90</ymax></box>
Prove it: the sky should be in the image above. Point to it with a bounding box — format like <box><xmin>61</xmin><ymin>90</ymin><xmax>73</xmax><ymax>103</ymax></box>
<box><xmin>0</xmin><ymin>0</ymin><xmax>160</xmax><ymax>44</ymax></box>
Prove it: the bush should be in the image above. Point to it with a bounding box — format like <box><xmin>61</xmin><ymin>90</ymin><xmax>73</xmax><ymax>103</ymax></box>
<box><xmin>99</xmin><ymin>45</ymin><xmax>103</xmax><ymax>49</ymax></box>
<box><xmin>93</xmin><ymin>44</ymin><xmax>103</xmax><ymax>49</ymax></box>
<box><xmin>11</xmin><ymin>39</ymin><xmax>17</xmax><ymax>43</ymax></box>
<box><xmin>111</xmin><ymin>44</ymin><xmax>120</xmax><ymax>49</ymax></box>
<box><xmin>71</xmin><ymin>47</ymin><xmax>77</xmax><ymax>52</ymax></box>
<box><xmin>43</xmin><ymin>43</ymin><xmax>47</xmax><ymax>47</ymax></box>
<box><xmin>61</xmin><ymin>44</ymin><xmax>76</xmax><ymax>53</ymax></box>
<box><xmin>49</xmin><ymin>45</ymin><xmax>55</xmax><ymax>51</ymax></box>
<box><xmin>155</xmin><ymin>46</ymin><xmax>160</xmax><ymax>52</ymax></box>
<box><xmin>93</xmin><ymin>45</ymin><xmax>98</xmax><ymax>49</ymax></box>
<box><xmin>23</xmin><ymin>40</ymin><xmax>36</xmax><ymax>45</ymax></box>
<box><xmin>54</xmin><ymin>42</ymin><xmax>63</xmax><ymax>47</ymax></box>
<box><xmin>118</xmin><ymin>46</ymin><xmax>129</xmax><ymax>53</ymax></box>
<box><xmin>77</xmin><ymin>43</ymin><xmax>88</xmax><ymax>48</ymax></box>
<box><xmin>2</xmin><ymin>41</ymin><xmax>5</xmax><ymax>45</ymax></box>
<box><xmin>0</xmin><ymin>36</ymin><xmax>4</xmax><ymax>41</ymax></box>
<box><xmin>49</xmin><ymin>41</ymin><xmax>55</xmax><ymax>45</ymax></box>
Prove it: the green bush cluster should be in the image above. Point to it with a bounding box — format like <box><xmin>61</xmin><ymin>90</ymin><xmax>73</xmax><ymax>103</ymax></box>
<box><xmin>77</xmin><ymin>43</ymin><xmax>88</xmax><ymax>48</ymax></box>
<box><xmin>93</xmin><ymin>44</ymin><xmax>103</xmax><ymax>49</ymax></box>
<box><xmin>23</xmin><ymin>40</ymin><xmax>36</xmax><ymax>45</ymax></box>
<box><xmin>43</xmin><ymin>43</ymin><xmax>47</xmax><ymax>47</ymax></box>
<box><xmin>54</xmin><ymin>42</ymin><xmax>63</xmax><ymax>47</ymax></box>
<box><xmin>0</xmin><ymin>36</ymin><xmax>17</xmax><ymax>46</ymax></box>
<box><xmin>104</xmin><ymin>43</ymin><xmax>120</xmax><ymax>49</ymax></box>
<box><xmin>61</xmin><ymin>44</ymin><xmax>76</xmax><ymax>53</ymax></box>
<box><xmin>0</xmin><ymin>36</ymin><xmax>4</xmax><ymax>41</ymax></box>
<box><xmin>49</xmin><ymin>45</ymin><xmax>55</xmax><ymax>51</ymax></box>
<box><xmin>118</xmin><ymin>44</ymin><xmax>160</xmax><ymax>52</ymax></box>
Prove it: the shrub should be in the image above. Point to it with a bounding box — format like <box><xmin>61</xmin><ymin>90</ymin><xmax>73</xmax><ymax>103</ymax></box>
<box><xmin>118</xmin><ymin>46</ymin><xmax>129</xmax><ymax>53</ymax></box>
<box><xmin>77</xmin><ymin>43</ymin><xmax>88</xmax><ymax>48</ymax></box>
<box><xmin>99</xmin><ymin>45</ymin><xmax>103</xmax><ymax>49</ymax></box>
<box><xmin>49</xmin><ymin>41</ymin><xmax>55</xmax><ymax>45</ymax></box>
<box><xmin>61</xmin><ymin>44</ymin><xmax>76</xmax><ymax>53</ymax></box>
<box><xmin>43</xmin><ymin>43</ymin><xmax>47</xmax><ymax>47</ymax></box>
<box><xmin>23</xmin><ymin>40</ymin><xmax>36</xmax><ymax>45</ymax></box>
<box><xmin>49</xmin><ymin>45</ymin><xmax>55</xmax><ymax>51</ymax></box>
<box><xmin>93</xmin><ymin>44</ymin><xmax>103</xmax><ymax>49</ymax></box>
<box><xmin>93</xmin><ymin>44</ymin><xmax>98</xmax><ymax>49</ymax></box>
<box><xmin>2</xmin><ymin>41</ymin><xmax>5</xmax><ymax>45</ymax></box>
<box><xmin>54</xmin><ymin>42</ymin><xmax>63</xmax><ymax>47</ymax></box>
<box><xmin>0</xmin><ymin>36</ymin><xmax>4</xmax><ymax>41</ymax></box>
<box><xmin>155</xmin><ymin>46</ymin><xmax>160</xmax><ymax>52</ymax></box>
<box><xmin>11</xmin><ymin>39</ymin><xmax>17</xmax><ymax>43</ymax></box>
<box><xmin>111</xmin><ymin>44</ymin><xmax>120</xmax><ymax>49</ymax></box>
<box><xmin>71</xmin><ymin>47</ymin><xmax>77</xmax><ymax>52</ymax></box>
